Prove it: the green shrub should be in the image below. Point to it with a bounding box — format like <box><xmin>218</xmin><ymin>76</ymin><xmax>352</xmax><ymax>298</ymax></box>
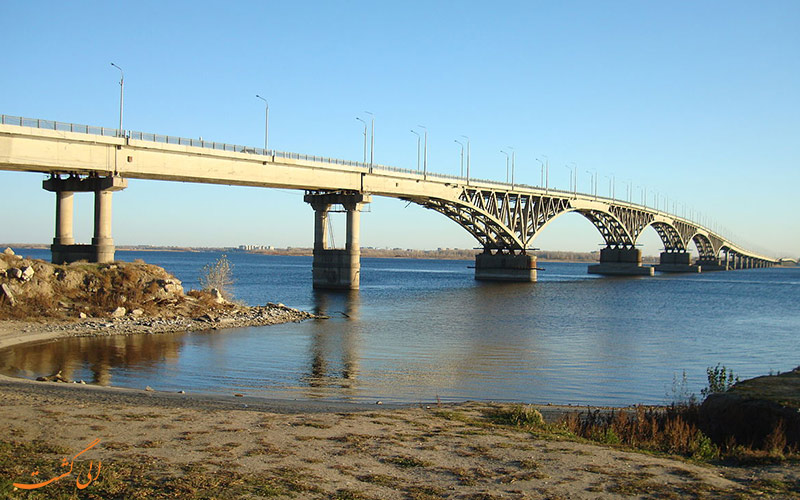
<box><xmin>701</xmin><ymin>364</ymin><xmax>739</xmax><ymax>398</ymax></box>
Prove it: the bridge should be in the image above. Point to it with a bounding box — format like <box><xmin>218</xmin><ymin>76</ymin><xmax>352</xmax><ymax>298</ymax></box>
<box><xmin>0</xmin><ymin>114</ymin><xmax>778</xmax><ymax>289</ymax></box>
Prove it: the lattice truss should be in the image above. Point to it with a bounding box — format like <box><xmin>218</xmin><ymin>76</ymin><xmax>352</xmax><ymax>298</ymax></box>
<box><xmin>409</xmin><ymin>187</ymin><xmax>745</xmax><ymax>261</ymax></box>
<box><xmin>575</xmin><ymin>205</ymin><xmax>654</xmax><ymax>248</ymax></box>
<box><xmin>413</xmin><ymin>188</ymin><xmax>571</xmax><ymax>252</ymax></box>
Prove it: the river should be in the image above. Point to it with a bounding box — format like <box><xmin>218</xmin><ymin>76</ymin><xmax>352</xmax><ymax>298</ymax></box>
<box><xmin>1</xmin><ymin>249</ymin><xmax>797</xmax><ymax>406</ymax></box>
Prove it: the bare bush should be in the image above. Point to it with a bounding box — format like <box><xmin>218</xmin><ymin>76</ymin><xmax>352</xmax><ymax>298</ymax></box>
<box><xmin>199</xmin><ymin>254</ymin><xmax>234</xmax><ymax>300</ymax></box>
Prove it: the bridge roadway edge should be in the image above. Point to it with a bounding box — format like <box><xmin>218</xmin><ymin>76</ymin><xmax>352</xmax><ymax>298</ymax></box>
<box><xmin>0</xmin><ymin>122</ymin><xmax>780</xmax><ymax>284</ymax></box>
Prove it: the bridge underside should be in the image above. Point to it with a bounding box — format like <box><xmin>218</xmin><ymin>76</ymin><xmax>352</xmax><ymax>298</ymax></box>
<box><xmin>1</xmin><ymin>121</ymin><xmax>775</xmax><ymax>285</ymax></box>
<box><xmin>408</xmin><ymin>187</ymin><xmax>775</xmax><ymax>282</ymax></box>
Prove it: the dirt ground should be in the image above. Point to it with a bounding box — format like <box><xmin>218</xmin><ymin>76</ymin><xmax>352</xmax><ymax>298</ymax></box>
<box><xmin>0</xmin><ymin>322</ymin><xmax>798</xmax><ymax>499</ymax></box>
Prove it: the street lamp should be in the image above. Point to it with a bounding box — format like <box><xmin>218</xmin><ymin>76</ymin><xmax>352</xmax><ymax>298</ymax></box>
<box><xmin>461</xmin><ymin>135</ymin><xmax>470</xmax><ymax>184</ymax></box>
<box><xmin>508</xmin><ymin>147</ymin><xmax>516</xmax><ymax>189</ymax></box>
<box><xmin>563</xmin><ymin>165</ymin><xmax>572</xmax><ymax>192</ymax></box>
<box><xmin>255</xmin><ymin>94</ymin><xmax>269</xmax><ymax>150</ymax></box>
<box><xmin>585</xmin><ymin>170</ymin><xmax>597</xmax><ymax>199</ymax></box>
<box><xmin>454</xmin><ymin>139</ymin><xmax>465</xmax><ymax>177</ymax></box>
<box><xmin>418</xmin><ymin>125</ymin><xmax>428</xmax><ymax>179</ymax></box>
<box><xmin>536</xmin><ymin>158</ymin><xmax>544</xmax><ymax>187</ymax></box>
<box><xmin>355</xmin><ymin>117</ymin><xmax>367</xmax><ymax>163</ymax></box>
<box><xmin>500</xmin><ymin>150</ymin><xmax>510</xmax><ymax>183</ymax></box>
<box><xmin>536</xmin><ymin>156</ymin><xmax>549</xmax><ymax>193</ymax></box>
<box><xmin>110</xmin><ymin>63</ymin><xmax>124</xmax><ymax>136</ymax></box>
<box><xmin>569</xmin><ymin>162</ymin><xmax>577</xmax><ymax>197</ymax></box>
<box><xmin>604</xmin><ymin>175</ymin><xmax>615</xmax><ymax>200</ymax></box>
<box><xmin>365</xmin><ymin>111</ymin><xmax>374</xmax><ymax>172</ymax></box>
<box><xmin>410</xmin><ymin>129</ymin><xmax>421</xmax><ymax>171</ymax></box>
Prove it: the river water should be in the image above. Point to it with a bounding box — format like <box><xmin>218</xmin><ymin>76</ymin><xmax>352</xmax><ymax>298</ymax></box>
<box><xmin>1</xmin><ymin>249</ymin><xmax>798</xmax><ymax>406</ymax></box>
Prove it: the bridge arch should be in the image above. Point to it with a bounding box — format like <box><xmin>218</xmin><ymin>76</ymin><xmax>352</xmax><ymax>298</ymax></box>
<box><xmin>412</xmin><ymin>187</ymin><xmax>660</xmax><ymax>254</ymax></box>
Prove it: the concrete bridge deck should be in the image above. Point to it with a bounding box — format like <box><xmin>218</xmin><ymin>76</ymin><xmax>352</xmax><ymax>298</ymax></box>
<box><xmin>0</xmin><ymin>115</ymin><xmax>779</xmax><ymax>288</ymax></box>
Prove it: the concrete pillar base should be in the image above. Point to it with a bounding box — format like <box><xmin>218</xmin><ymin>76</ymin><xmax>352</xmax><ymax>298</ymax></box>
<box><xmin>588</xmin><ymin>247</ymin><xmax>654</xmax><ymax>276</ymax></box>
<box><xmin>475</xmin><ymin>253</ymin><xmax>537</xmax><ymax>282</ymax></box>
<box><xmin>696</xmin><ymin>259</ymin><xmax>728</xmax><ymax>272</ymax></box>
<box><xmin>312</xmin><ymin>249</ymin><xmax>360</xmax><ymax>290</ymax></box>
<box><xmin>654</xmin><ymin>264</ymin><xmax>701</xmax><ymax>273</ymax></box>
<box><xmin>654</xmin><ymin>252</ymin><xmax>701</xmax><ymax>273</ymax></box>
<box><xmin>51</xmin><ymin>244</ymin><xmax>110</xmax><ymax>264</ymax></box>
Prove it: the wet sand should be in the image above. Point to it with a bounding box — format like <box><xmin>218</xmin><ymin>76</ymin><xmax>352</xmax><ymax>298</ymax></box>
<box><xmin>0</xmin><ymin>320</ymin><xmax>797</xmax><ymax>499</ymax></box>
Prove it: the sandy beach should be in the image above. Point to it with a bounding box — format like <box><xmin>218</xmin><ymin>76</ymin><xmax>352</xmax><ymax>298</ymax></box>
<box><xmin>0</xmin><ymin>321</ymin><xmax>798</xmax><ymax>499</ymax></box>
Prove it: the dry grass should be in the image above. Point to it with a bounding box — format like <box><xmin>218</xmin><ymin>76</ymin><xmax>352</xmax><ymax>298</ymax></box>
<box><xmin>554</xmin><ymin>404</ymin><xmax>799</xmax><ymax>463</ymax></box>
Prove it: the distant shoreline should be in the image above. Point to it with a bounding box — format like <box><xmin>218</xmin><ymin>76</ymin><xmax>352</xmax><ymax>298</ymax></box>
<box><xmin>2</xmin><ymin>243</ymin><xmax>651</xmax><ymax>264</ymax></box>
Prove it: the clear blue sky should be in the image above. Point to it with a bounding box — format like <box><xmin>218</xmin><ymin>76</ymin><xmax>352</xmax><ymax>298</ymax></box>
<box><xmin>2</xmin><ymin>1</ymin><xmax>798</xmax><ymax>257</ymax></box>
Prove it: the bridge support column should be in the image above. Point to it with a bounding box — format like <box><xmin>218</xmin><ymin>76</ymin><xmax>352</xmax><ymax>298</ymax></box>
<box><xmin>474</xmin><ymin>252</ymin><xmax>537</xmax><ymax>282</ymax></box>
<box><xmin>588</xmin><ymin>247</ymin><xmax>654</xmax><ymax>276</ymax></box>
<box><xmin>697</xmin><ymin>257</ymin><xmax>727</xmax><ymax>272</ymax></box>
<box><xmin>43</xmin><ymin>175</ymin><xmax>127</xmax><ymax>264</ymax></box>
<box><xmin>304</xmin><ymin>192</ymin><xmax>371</xmax><ymax>290</ymax></box>
<box><xmin>654</xmin><ymin>251</ymin><xmax>701</xmax><ymax>273</ymax></box>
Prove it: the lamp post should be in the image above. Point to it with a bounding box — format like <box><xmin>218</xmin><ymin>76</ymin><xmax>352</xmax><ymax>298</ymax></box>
<box><xmin>110</xmin><ymin>63</ymin><xmax>124</xmax><ymax>136</ymax></box>
<box><xmin>536</xmin><ymin>158</ymin><xmax>544</xmax><ymax>187</ymax></box>
<box><xmin>365</xmin><ymin>111</ymin><xmax>374</xmax><ymax>172</ymax></box>
<box><xmin>355</xmin><ymin>117</ymin><xmax>367</xmax><ymax>163</ymax></box>
<box><xmin>569</xmin><ymin>162</ymin><xmax>578</xmax><ymax>198</ymax></box>
<box><xmin>536</xmin><ymin>155</ymin><xmax>549</xmax><ymax>190</ymax></box>
<box><xmin>418</xmin><ymin>125</ymin><xmax>428</xmax><ymax>179</ymax></box>
<box><xmin>454</xmin><ymin>139</ymin><xmax>465</xmax><ymax>177</ymax></box>
<box><xmin>541</xmin><ymin>156</ymin><xmax>549</xmax><ymax>193</ymax></box>
<box><xmin>410</xmin><ymin>129</ymin><xmax>421</xmax><ymax>171</ymax></box>
<box><xmin>563</xmin><ymin>165</ymin><xmax>572</xmax><ymax>192</ymax></box>
<box><xmin>501</xmin><ymin>150</ymin><xmax>510</xmax><ymax>183</ymax></box>
<box><xmin>509</xmin><ymin>147</ymin><xmax>516</xmax><ymax>189</ymax></box>
<box><xmin>605</xmin><ymin>174</ymin><xmax>615</xmax><ymax>200</ymax></box>
<box><xmin>255</xmin><ymin>94</ymin><xmax>269</xmax><ymax>150</ymax></box>
<box><xmin>585</xmin><ymin>169</ymin><xmax>597</xmax><ymax>199</ymax></box>
<box><xmin>461</xmin><ymin>135</ymin><xmax>470</xmax><ymax>184</ymax></box>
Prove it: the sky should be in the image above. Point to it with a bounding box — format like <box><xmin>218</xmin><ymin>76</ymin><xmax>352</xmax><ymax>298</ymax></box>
<box><xmin>1</xmin><ymin>0</ymin><xmax>798</xmax><ymax>257</ymax></box>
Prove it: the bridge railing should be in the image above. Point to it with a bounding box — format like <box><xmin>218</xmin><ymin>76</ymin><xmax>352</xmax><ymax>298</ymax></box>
<box><xmin>0</xmin><ymin>113</ymin><xmax>467</xmax><ymax>183</ymax></box>
<box><xmin>0</xmin><ymin>114</ymin><xmax>777</xmax><ymax>260</ymax></box>
<box><xmin>1</xmin><ymin>114</ymin><xmax>120</xmax><ymax>137</ymax></box>
<box><xmin>0</xmin><ymin>113</ymin><xmax>689</xmax><ymax>205</ymax></box>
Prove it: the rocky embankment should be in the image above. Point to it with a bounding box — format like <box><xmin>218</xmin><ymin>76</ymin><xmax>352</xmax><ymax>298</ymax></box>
<box><xmin>700</xmin><ymin>367</ymin><xmax>800</xmax><ymax>450</ymax></box>
<box><xmin>0</xmin><ymin>248</ymin><xmax>314</xmax><ymax>337</ymax></box>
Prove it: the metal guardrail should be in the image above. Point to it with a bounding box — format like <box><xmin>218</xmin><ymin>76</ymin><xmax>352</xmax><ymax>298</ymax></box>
<box><xmin>0</xmin><ymin>114</ymin><xmax>778</xmax><ymax>260</ymax></box>
<box><xmin>1</xmin><ymin>114</ymin><xmax>120</xmax><ymax>137</ymax></box>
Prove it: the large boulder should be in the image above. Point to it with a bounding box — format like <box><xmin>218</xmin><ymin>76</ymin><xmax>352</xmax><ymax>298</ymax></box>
<box><xmin>699</xmin><ymin>367</ymin><xmax>800</xmax><ymax>450</ymax></box>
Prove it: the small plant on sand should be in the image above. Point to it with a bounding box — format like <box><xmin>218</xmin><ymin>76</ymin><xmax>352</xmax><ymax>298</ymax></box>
<box><xmin>701</xmin><ymin>364</ymin><xmax>739</xmax><ymax>398</ymax></box>
<box><xmin>490</xmin><ymin>404</ymin><xmax>545</xmax><ymax>429</ymax></box>
<box><xmin>199</xmin><ymin>254</ymin><xmax>234</xmax><ymax>299</ymax></box>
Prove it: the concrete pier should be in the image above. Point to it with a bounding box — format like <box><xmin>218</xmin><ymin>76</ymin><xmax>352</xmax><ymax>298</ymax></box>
<box><xmin>474</xmin><ymin>252</ymin><xmax>537</xmax><ymax>282</ymax></box>
<box><xmin>304</xmin><ymin>192</ymin><xmax>371</xmax><ymax>290</ymax></box>
<box><xmin>43</xmin><ymin>175</ymin><xmax>127</xmax><ymax>264</ymax></box>
<box><xmin>654</xmin><ymin>251</ymin><xmax>701</xmax><ymax>273</ymax></box>
<box><xmin>696</xmin><ymin>257</ymin><xmax>728</xmax><ymax>272</ymax></box>
<box><xmin>588</xmin><ymin>247</ymin><xmax>654</xmax><ymax>276</ymax></box>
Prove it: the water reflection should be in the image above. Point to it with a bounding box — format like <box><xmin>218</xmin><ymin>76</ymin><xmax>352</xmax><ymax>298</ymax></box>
<box><xmin>304</xmin><ymin>290</ymin><xmax>361</xmax><ymax>397</ymax></box>
<box><xmin>0</xmin><ymin>332</ymin><xmax>184</xmax><ymax>386</ymax></box>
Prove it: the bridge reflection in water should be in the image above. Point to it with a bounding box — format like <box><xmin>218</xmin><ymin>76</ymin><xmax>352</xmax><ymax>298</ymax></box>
<box><xmin>0</xmin><ymin>292</ymin><xmax>365</xmax><ymax>396</ymax></box>
<box><xmin>305</xmin><ymin>290</ymin><xmax>361</xmax><ymax>396</ymax></box>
